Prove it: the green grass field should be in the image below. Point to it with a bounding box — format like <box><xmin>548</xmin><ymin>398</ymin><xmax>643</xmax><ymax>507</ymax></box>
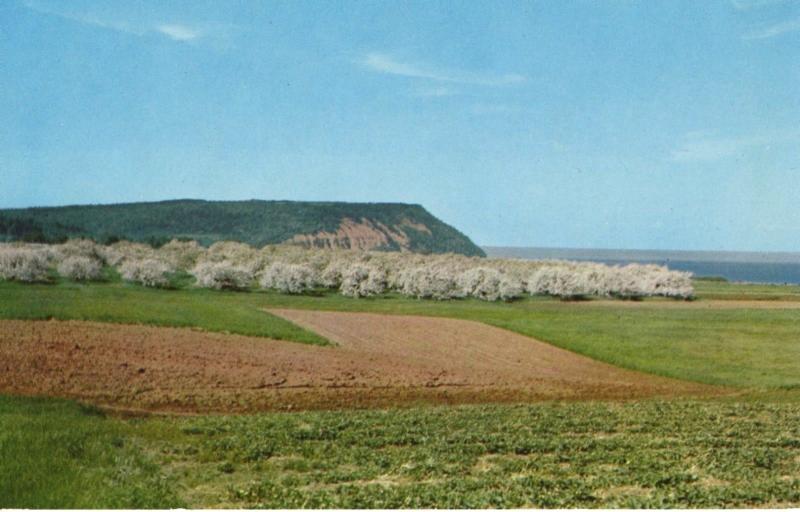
<box><xmin>0</xmin><ymin>280</ymin><xmax>328</xmax><ymax>345</ymax></box>
<box><xmin>0</xmin><ymin>396</ymin><xmax>183</xmax><ymax>508</ymax></box>
<box><xmin>693</xmin><ymin>280</ymin><xmax>800</xmax><ymax>301</ymax></box>
<box><xmin>1</xmin><ymin>278</ymin><xmax>800</xmax><ymax>507</ymax></box>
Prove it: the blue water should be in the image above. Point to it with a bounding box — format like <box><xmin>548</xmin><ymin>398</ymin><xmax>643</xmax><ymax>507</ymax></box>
<box><xmin>483</xmin><ymin>247</ymin><xmax>800</xmax><ymax>285</ymax></box>
<box><xmin>596</xmin><ymin>259</ymin><xmax>800</xmax><ymax>285</ymax></box>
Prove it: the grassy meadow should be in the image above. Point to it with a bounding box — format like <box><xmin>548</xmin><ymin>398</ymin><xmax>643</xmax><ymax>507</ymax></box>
<box><xmin>693</xmin><ymin>279</ymin><xmax>800</xmax><ymax>301</ymax></box>
<box><xmin>0</xmin><ymin>396</ymin><xmax>183</xmax><ymax>508</ymax></box>
<box><xmin>1</xmin><ymin>277</ymin><xmax>800</xmax><ymax>507</ymax></box>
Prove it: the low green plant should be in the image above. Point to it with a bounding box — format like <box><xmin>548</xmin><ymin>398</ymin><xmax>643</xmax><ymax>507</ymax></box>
<box><xmin>151</xmin><ymin>399</ymin><xmax>800</xmax><ymax>508</ymax></box>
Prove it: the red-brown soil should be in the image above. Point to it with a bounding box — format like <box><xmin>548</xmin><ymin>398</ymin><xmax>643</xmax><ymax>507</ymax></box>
<box><xmin>0</xmin><ymin>312</ymin><xmax>719</xmax><ymax>413</ymax></box>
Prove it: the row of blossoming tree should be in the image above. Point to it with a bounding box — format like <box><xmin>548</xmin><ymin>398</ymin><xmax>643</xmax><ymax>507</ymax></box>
<box><xmin>0</xmin><ymin>239</ymin><xmax>694</xmax><ymax>300</ymax></box>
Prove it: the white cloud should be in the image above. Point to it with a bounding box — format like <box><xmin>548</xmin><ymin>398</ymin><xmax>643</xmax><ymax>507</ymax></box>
<box><xmin>671</xmin><ymin>130</ymin><xmax>800</xmax><ymax>162</ymax></box>
<box><xmin>470</xmin><ymin>103</ymin><xmax>516</xmax><ymax>115</ymax></box>
<box><xmin>731</xmin><ymin>0</ymin><xmax>790</xmax><ymax>11</ymax></box>
<box><xmin>157</xmin><ymin>24</ymin><xmax>200</xmax><ymax>41</ymax></box>
<box><xmin>23</xmin><ymin>1</ymin><xmax>203</xmax><ymax>43</ymax></box>
<box><xmin>23</xmin><ymin>0</ymin><xmax>143</xmax><ymax>35</ymax></box>
<box><xmin>414</xmin><ymin>86</ymin><xmax>457</xmax><ymax>98</ymax></box>
<box><xmin>361</xmin><ymin>52</ymin><xmax>526</xmax><ymax>87</ymax></box>
<box><xmin>743</xmin><ymin>17</ymin><xmax>800</xmax><ymax>39</ymax></box>
<box><xmin>672</xmin><ymin>137</ymin><xmax>746</xmax><ymax>162</ymax></box>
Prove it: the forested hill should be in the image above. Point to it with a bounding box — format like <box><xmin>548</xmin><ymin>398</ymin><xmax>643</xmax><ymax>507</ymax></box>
<box><xmin>0</xmin><ymin>199</ymin><xmax>485</xmax><ymax>256</ymax></box>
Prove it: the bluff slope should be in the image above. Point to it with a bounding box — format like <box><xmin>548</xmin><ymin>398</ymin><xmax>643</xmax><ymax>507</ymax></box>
<box><xmin>0</xmin><ymin>199</ymin><xmax>485</xmax><ymax>256</ymax></box>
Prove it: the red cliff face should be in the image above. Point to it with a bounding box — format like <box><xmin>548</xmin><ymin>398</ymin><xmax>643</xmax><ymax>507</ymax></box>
<box><xmin>288</xmin><ymin>217</ymin><xmax>431</xmax><ymax>251</ymax></box>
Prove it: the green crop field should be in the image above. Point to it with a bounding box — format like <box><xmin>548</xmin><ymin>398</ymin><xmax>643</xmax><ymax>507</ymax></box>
<box><xmin>1</xmin><ymin>278</ymin><xmax>800</xmax><ymax>507</ymax></box>
<box><xmin>3</xmin><ymin>395</ymin><xmax>800</xmax><ymax>508</ymax></box>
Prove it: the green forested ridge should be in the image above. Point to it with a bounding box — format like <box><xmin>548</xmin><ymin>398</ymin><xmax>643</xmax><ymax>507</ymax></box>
<box><xmin>0</xmin><ymin>199</ymin><xmax>485</xmax><ymax>256</ymax></box>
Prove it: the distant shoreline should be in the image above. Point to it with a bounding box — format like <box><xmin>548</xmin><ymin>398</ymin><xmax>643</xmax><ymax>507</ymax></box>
<box><xmin>483</xmin><ymin>246</ymin><xmax>800</xmax><ymax>285</ymax></box>
<box><xmin>483</xmin><ymin>246</ymin><xmax>800</xmax><ymax>264</ymax></box>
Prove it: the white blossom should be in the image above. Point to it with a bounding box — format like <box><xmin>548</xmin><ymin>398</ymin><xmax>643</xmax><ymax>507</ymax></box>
<box><xmin>53</xmin><ymin>238</ymin><xmax>104</xmax><ymax>263</ymax></box>
<box><xmin>101</xmin><ymin>241</ymin><xmax>156</xmax><ymax>267</ymax></box>
<box><xmin>259</xmin><ymin>262</ymin><xmax>316</xmax><ymax>294</ymax></box>
<box><xmin>340</xmin><ymin>264</ymin><xmax>386</xmax><ymax>297</ymax></box>
<box><xmin>1</xmin><ymin>240</ymin><xmax>695</xmax><ymax>300</ymax></box>
<box><xmin>120</xmin><ymin>258</ymin><xmax>173</xmax><ymax>288</ymax></box>
<box><xmin>0</xmin><ymin>247</ymin><xmax>51</xmax><ymax>282</ymax></box>
<box><xmin>397</xmin><ymin>266</ymin><xmax>462</xmax><ymax>300</ymax></box>
<box><xmin>157</xmin><ymin>239</ymin><xmax>205</xmax><ymax>270</ymax></box>
<box><xmin>191</xmin><ymin>261</ymin><xmax>252</xmax><ymax>290</ymax></box>
<box><xmin>57</xmin><ymin>256</ymin><xmax>103</xmax><ymax>281</ymax></box>
<box><xmin>458</xmin><ymin>267</ymin><xmax>504</xmax><ymax>301</ymax></box>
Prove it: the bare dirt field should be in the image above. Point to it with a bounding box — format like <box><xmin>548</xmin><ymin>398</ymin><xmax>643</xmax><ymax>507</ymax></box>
<box><xmin>0</xmin><ymin>312</ymin><xmax>719</xmax><ymax>413</ymax></box>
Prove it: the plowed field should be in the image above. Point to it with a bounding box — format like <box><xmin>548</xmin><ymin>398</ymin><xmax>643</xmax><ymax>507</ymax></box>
<box><xmin>0</xmin><ymin>312</ymin><xmax>719</xmax><ymax>413</ymax></box>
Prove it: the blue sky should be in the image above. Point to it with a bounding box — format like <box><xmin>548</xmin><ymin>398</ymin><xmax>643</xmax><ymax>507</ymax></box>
<box><xmin>2</xmin><ymin>0</ymin><xmax>799</xmax><ymax>251</ymax></box>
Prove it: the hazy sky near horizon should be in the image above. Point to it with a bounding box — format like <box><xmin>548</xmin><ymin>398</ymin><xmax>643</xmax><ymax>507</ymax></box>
<box><xmin>2</xmin><ymin>0</ymin><xmax>799</xmax><ymax>251</ymax></box>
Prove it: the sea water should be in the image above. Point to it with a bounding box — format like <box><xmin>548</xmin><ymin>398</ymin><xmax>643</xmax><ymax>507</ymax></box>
<box><xmin>483</xmin><ymin>247</ymin><xmax>800</xmax><ymax>285</ymax></box>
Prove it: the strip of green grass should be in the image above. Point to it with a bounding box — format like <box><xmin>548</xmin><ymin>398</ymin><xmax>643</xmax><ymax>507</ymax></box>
<box><xmin>0</xmin><ymin>395</ymin><xmax>183</xmax><ymax>508</ymax></box>
<box><xmin>693</xmin><ymin>280</ymin><xmax>800</xmax><ymax>300</ymax></box>
<box><xmin>0</xmin><ymin>280</ymin><xmax>328</xmax><ymax>345</ymax></box>
<box><xmin>2</xmin><ymin>280</ymin><xmax>800</xmax><ymax>388</ymax></box>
